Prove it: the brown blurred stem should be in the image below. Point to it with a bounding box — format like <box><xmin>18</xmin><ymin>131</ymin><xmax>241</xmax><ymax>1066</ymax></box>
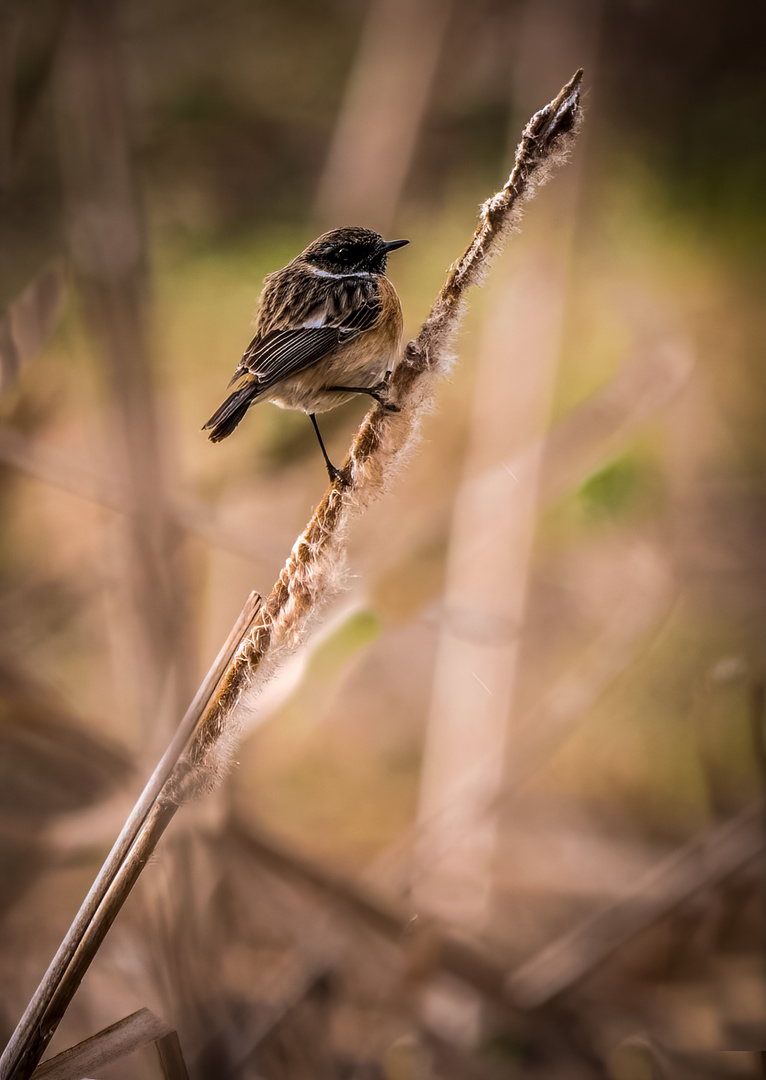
<box><xmin>54</xmin><ymin>0</ymin><xmax>193</xmax><ymax>739</ymax></box>
<box><xmin>0</xmin><ymin>69</ymin><xmax>583</xmax><ymax>1080</ymax></box>
<box><xmin>30</xmin><ymin>1008</ymin><xmax>184</xmax><ymax>1080</ymax></box>
<box><xmin>506</xmin><ymin>800</ymin><xmax>765</xmax><ymax>1008</ymax></box>
<box><xmin>315</xmin><ymin>0</ymin><xmax>453</xmax><ymax>232</ymax></box>
<box><xmin>0</xmin><ymin>425</ymin><xmax>281</xmax><ymax>567</ymax></box>
<box><xmin>0</xmin><ymin>593</ymin><xmax>261</xmax><ymax>1080</ymax></box>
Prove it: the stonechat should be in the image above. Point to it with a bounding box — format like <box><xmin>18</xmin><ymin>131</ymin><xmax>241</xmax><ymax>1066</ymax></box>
<box><xmin>203</xmin><ymin>226</ymin><xmax>409</xmax><ymax>481</ymax></box>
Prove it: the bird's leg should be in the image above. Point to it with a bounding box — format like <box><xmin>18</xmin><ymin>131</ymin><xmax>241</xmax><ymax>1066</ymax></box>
<box><xmin>310</xmin><ymin>414</ymin><xmax>342</xmax><ymax>483</ymax></box>
<box><xmin>326</xmin><ymin>381</ymin><xmax>400</xmax><ymax>412</ymax></box>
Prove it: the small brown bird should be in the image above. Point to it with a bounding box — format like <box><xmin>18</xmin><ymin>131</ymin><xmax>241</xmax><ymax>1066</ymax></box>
<box><xmin>203</xmin><ymin>226</ymin><xmax>409</xmax><ymax>481</ymax></box>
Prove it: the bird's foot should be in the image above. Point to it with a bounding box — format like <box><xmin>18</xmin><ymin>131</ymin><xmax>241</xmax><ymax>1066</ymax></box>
<box><xmin>367</xmin><ymin>379</ymin><xmax>400</xmax><ymax>412</ymax></box>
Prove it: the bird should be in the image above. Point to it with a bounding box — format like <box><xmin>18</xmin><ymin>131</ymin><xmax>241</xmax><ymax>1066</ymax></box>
<box><xmin>203</xmin><ymin>226</ymin><xmax>409</xmax><ymax>482</ymax></box>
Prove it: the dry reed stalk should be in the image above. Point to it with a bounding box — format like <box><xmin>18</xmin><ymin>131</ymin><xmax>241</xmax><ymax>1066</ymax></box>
<box><xmin>29</xmin><ymin>1008</ymin><xmax>184</xmax><ymax>1080</ymax></box>
<box><xmin>315</xmin><ymin>0</ymin><xmax>453</xmax><ymax>231</ymax></box>
<box><xmin>0</xmin><ymin>424</ymin><xmax>279</xmax><ymax>567</ymax></box>
<box><xmin>0</xmin><ymin>594</ymin><xmax>262</xmax><ymax>1080</ymax></box>
<box><xmin>54</xmin><ymin>0</ymin><xmax>196</xmax><ymax>743</ymax></box>
<box><xmin>183</xmin><ymin>67</ymin><xmax>585</xmax><ymax>791</ymax></box>
<box><xmin>0</xmin><ymin>69</ymin><xmax>583</xmax><ymax>1080</ymax></box>
<box><xmin>506</xmin><ymin>800</ymin><xmax>765</xmax><ymax>1008</ymax></box>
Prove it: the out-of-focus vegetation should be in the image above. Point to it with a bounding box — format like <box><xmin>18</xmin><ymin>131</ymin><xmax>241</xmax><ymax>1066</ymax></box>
<box><xmin>0</xmin><ymin>0</ymin><xmax>764</xmax><ymax>1077</ymax></box>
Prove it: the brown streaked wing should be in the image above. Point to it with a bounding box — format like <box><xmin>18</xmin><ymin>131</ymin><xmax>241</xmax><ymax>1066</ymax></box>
<box><xmin>232</xmin><ymin>277</ymin><xmax>382</xmax><ymax>396</ymax></box>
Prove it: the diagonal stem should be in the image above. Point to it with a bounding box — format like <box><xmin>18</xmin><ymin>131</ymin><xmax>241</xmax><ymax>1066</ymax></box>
<box><xmin>0</xmin><ymin>594</ymin><xmax>261</xmax><ymax>1080</ymax></box>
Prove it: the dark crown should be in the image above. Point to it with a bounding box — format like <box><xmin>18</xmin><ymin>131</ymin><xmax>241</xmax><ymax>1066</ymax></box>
<box><xmin>300</xmin><ymin>227</ymin><xmax>408</xmax><ymax>275</ymax></box>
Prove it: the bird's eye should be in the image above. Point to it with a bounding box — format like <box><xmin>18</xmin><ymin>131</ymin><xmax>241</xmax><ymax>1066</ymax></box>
<box><xmin>336</xmin><ymin>246</ymin><xmax>350</xmax><ymax>259</ymax></box>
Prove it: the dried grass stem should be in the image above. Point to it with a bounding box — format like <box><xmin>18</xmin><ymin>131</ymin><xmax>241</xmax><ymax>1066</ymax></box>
<box><xmin>186</xmin><ymin>68</ymin><xmax>583</xmax><ymax>785</ymax></box>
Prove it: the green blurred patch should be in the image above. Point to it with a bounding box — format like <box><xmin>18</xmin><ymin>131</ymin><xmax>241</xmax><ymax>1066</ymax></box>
<box><xmin>480</xmin><ymin>1030</ymin><xmax>526</xmax><ymax>1066</ymax></box>
<box><xmin>540</xmin><ymin>447</ymin><xmax>663</xmax><ymax>552</ymax></box>
<box><xmin>307</xmin><ymin>610</ymin><xmax>383</xmax><ymax>683</ymax></box>
<box><xmin>170</xmin><ymin>82</ymin><xmax>238</xmax><ymax>125</ymax></box>
<box><xmin>578</xmin><ymin>455</ymin><xmax>645</xmax><ymax>519</ymax></box>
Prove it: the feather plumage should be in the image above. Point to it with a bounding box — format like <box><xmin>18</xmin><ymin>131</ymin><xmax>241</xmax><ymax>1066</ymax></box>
<box><xmin>203</xmin><ymin>227</ymin><xmax>408</xmax><ymax>473</ymax></box>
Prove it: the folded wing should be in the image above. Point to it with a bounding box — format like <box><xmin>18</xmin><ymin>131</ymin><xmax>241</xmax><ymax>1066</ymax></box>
<box><xmin>203</xmin><ymin>279</ymin><xmax>382</xmax><ymax>442</ymax></box>
<box><xmin>235</xmin><ymin>286</ymin><xmax>382</xmax><ymax>393</ymax></box>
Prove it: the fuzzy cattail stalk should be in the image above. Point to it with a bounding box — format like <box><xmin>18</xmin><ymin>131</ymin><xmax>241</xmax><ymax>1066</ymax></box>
<box><xmin>184</xmin><ymin>67</ymin><xmax>584</xmax><ymax>788</ymax></box>
<box><xmin>0</xmin><ymin>69</ymin><xmax>582</xmax><ymax>1080</ymax></box>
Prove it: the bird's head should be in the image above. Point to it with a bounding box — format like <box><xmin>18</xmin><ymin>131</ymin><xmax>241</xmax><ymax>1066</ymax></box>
<box><xmin>300</xmin><ymin>227</ymin><xmax>409</xmax><ymax>275</ymax></box>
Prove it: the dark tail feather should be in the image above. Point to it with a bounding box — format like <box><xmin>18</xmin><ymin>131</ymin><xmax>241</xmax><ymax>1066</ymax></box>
<box><xmin>202</xmin><ymin>385</ymin><xmax>255</xmax><ymax>442</ymax></box>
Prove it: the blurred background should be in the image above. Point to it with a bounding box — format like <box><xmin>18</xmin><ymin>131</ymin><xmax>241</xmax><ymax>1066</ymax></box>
<box><xmin>0</xmin><ymin>0</ymin><xmax>764</xmax><ymax>1076</ymax></box>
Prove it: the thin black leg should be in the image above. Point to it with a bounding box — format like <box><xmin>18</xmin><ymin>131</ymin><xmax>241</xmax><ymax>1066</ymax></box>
<box><xmin>310</xmin><ymin>414</ymin><xmax>341</xmax><ymax>482</ymax></box>
<box><xmin>325</xmin><ymin>380</ymin><xmax>400</xmax><ymax>412</ymax></box>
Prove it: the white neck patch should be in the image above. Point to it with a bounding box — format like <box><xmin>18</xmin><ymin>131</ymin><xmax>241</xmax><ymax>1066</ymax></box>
<box><xmin>310</xmin><ymin>267</ymin><xmax>373</xmax><ymax>280</ymax></box>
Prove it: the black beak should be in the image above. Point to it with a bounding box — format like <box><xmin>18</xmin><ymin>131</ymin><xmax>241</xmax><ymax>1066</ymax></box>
<box><xmin>383</xmin><ymin>238</ymin><xmax>409</xmax><ymax>253</ymax></box>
